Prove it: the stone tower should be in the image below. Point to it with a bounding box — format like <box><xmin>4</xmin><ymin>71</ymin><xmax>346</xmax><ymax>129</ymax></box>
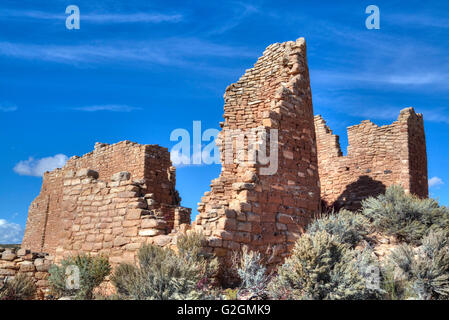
<box><xmin>314</xmin><ymin>107</ymin><xmax>428</xmax><ymax>210</ymax></box>
<box><xmin>193</xmin><ymin>38</ymin><xmax>321</xmax><ymax>265</ymax></box>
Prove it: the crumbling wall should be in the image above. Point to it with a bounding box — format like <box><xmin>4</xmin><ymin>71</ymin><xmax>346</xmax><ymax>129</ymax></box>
<box><xmin>57</xmin><ymin>169</ymin><xmax>190</xmax><ymax>264</ymax></box>
<box><xmin>0</xmin><ymin>247</ymin><xmax>53</xmax><ymax>299</ymax></box>
<box><xmin>314</xmin><ymin>107</ymin><xmax>428</xmax><ymax>210</ymax></box>
<box><xmin>22</xmin><ymin>141</ymin><xmax>185</xmax><ymax>255</ymax></box>
<box><xmin>20</xmin><ymin>37</ymin><xmax>430</xmax><ymax>285</ymax></box>
<box><xmin>193</xmin><ymin>38</ymin><xmax>320</xmax><ymax>266</ymax></box>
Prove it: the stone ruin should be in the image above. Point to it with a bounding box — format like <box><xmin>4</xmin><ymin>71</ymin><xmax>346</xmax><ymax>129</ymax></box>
<box><xmin>2</xmin><ymin>37</ymin><xmax>428</xmax><ymax>293</ymax></box>
<box><xmin>192</xmin><ymin>38</ymin><xmax>320</xmax><ymax>266</ymax></box>
<box><xmin>315</xmin><ymin>108</ymin><xmax>428</xmax><ymax>211</ymax></box>
<box><xmin>21</xmin><ymin>141</ymin><xmax>191</xmax><ymax>263</ymax></box>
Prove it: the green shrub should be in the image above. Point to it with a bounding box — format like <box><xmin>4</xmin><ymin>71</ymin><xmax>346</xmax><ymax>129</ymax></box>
<box><xmin>271</xmin><ymin>231</ymin><xmax>382</xmax><ymax>300</ymax></box>
<box><xmin>233</xmin><ymin>246</ymin><xmax>269</xmax><ymax>299</ymax></box>
<box><xmin>308</xmin><ymin>210</ymin><xmax>371</xmax><ymax>246</ymax></box>
<box><xmin>177</xmin><ymin>232</ymin><xmax>219</xmax><ymax>281</ymax></box>
<box><xmin>361</xmin><ymin>185</ymin><xmax>449</xmax><ymax>244</ymax></box>
<box><xmin>0</xmin><ymin>274</ymin><xmax>36</xmax><ymax>300</ymax></box>
<box><xmin>48</xmin><ymin>254</ymin><xmax>111</xmax><ymax>300</ymax></box>
<box><xmin>111</xmin><ymin>233</ymin><xmax>219</xmax><ymax>300</ymax></box>
<box><xmin>223</xmin><ymin>288</ymin><xmax>239</xmax><ymax>300</ymax></box>
<box><xmin>384</xmin><ymin>230</ymin><xmax>449</xmax><ymax>300</ymax></box>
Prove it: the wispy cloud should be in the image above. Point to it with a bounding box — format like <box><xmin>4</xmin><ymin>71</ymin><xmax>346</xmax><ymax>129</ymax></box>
<box><xmin>388</xmin><ymin>13</ymin><xmax>449</xmax><ymax>29</ymax></box>
<box><xmin>0</xmin><ymin>103</ymin><xmax>18</xmax><ymax>112</ymax></box>
<box><xmin>386</xmin><ymin>73</ymin><xmax>449</xmax><ymax>86</ymax></box>
<box><xmin>0</xmin><ymin>9</ymin><xmax>183</xmax><ymax>24</ymax></box>
<box><xmin>0</xmin><ymin>38</ymin><xmax>256</xmax><ymax>68</ymax></box>
<box><xmin>429</xmin><ymin>176</ymin><xmax>444</xmax><ymax>188</ymax></box>
<box><xmin>73</xmin><ymin>105</ymin><xmax>141</xmax><ymax>112</ymax></box>
<box><xmin>314</xmin><ymin>91</ymin><xmax>449</xmax><ymax>125</ymax></box>
<box><xmin>207</xmin><ymin>3</ymin><xmax>258</xmax><ymax>35</ymax></box>
<box><xmin>0</xmin><ymin>219</ymin><xmax>23</xmax><ymax>244</ymax></box>
<box><xmin>13</xmin><ymin>154</ymin><xmax>68</xmax><ymax>177</ymax></box>
<box><xmin>313</xmin><ymin>70</ymin><xmax>449</xmax><ymax>88</ymax></box>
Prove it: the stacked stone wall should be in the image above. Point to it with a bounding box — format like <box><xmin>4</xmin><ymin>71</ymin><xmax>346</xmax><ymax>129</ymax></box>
<box><xmin>314</xmin><ymin>107</ymin><xmax>428</xmax><ymax>210</ymax></box>
<box><xmin>56</xmin><ymin>169</ymin><xmax>190</xmax><ymax>264</ymax></box>
<box><xmin>0</xmin><ymin>247</ymin><xmax>53</xmax><ymax>299</ymax></box>
<box><xmin>19</xmin><ymin>37</ymin><xmax>430</xmax><ymax>289</ymax></box>
<box><xmin>193</xmin><ymin>38</ymin><xmax>320</xmax><ymax>266</ymax></box>
<box><xmin>22</xmin><ymin>141</ymin><xmax>184</xmax><ymax>255</ymax></box>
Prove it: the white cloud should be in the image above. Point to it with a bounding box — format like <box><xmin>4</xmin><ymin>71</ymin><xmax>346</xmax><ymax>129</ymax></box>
<box><xmin>73</xmin><ymin>105</ymin><xmax>141</xmax><ymax>112</ymax></box>
<box><xmin>0</xmin><ymin>219</ymin><xmax>24</xmax><ymax>244</ymax></box>
<box><xmin>429</xmin><ymin>176</ymin><xmax>444</xmax><ymax>188</ymax></box>
<box><xmin>13</xmin><ymin>154</ymin><xmax>68</xmax><ymax>177</ymax></box>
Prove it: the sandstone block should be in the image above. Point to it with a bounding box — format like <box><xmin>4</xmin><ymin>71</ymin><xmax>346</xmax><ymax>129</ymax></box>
<box><xmin>76</xmin><ymin>169</ymin><xmax>99</xmax><ymax>179</ymax></box>
<box><xmin>152</xmin><ymin>235</ymin><xmax>172</xmax><ymax>247</ymax></box>
<box><xmin>19</xmin><ymin>261</ymin><xmax>36</xmax><ymax>272</ymax></box>
<box><xmin>208</xmin><ymin>237</ymin><xmax>222</xmax><ymax>248</ymax></box>
<box><xmin>111</xmin><ymin>171</ymin><xmax>131</xmax><ymax>182</ymax></box>
<box><xmin>139</xmin><ymin>229</ymin><xmax>163</xmax><ymax>237</ymax></box>
<box><xmin>237</xmin><ymin>222</ymin><xmax>252</xmax><ymax>232</ymax></box>
<box><xmin>276</xmin><ymin>213</ymin><xmax>292</xmax><ymax>224</ymax></box>
<box><xmin>17</xmin><ymin>248</ymin><xmax>30</xmax><ymax>256</ymax></box>
<box><xmin>1</xmin><ymin>251</ymin><xmax>17</xmax><ymax>261</ymax></box>
<box><xmin>232</xmin><ymin>182</ymin><xmax>255</xmax><ymax>191</ymax></box>
<box><xmin>125</xmin><ymin>243</ymin><xmax>142</xmax><ymax>251</ymax></box>
<box><xmin>141</xmin><ymin>218</ymin><xmax>166</xmax><ymax>229</ymax></box>
<box><xmin>0</xmin><ymin>269</ymin><xmax>15</xmax><ymax>276</ymax></box>
<box><xmin>113</xmin><ymin>237</ymin><xmax>128</xmax><ymax>247</ymax></box>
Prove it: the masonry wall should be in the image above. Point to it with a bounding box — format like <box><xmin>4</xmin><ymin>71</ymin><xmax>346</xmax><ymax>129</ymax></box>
<box><xmin>56</xmin><ymin>169</ymin><xmax>190</xmax><ymax>265</ymax></box>
<box><xmin>193</xmin><ymin>38</ymin><xmax>321</xmax><ymax>266</ymax></box>
<box><xmin>314</xmin><ymin>107</ymin><xmax>428</xmax><ymax>210</ymax></box>
<box><xmin>22</xmin><ymin>141</ymin><xmax>184</xmax><ymax>255</ymax></box>
<box><xmin>0</xmin><ymin>247</ymin><xmax>53</xmax><ymax>299</ymax></box>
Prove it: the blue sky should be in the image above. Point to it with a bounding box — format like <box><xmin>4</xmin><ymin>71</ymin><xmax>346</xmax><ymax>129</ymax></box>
<box><xmin>1</xmin><ymin>0</ymin><xmax>448</xmax><ymax>243</ymax></box>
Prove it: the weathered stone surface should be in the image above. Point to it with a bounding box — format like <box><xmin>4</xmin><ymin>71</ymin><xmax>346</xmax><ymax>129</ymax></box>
<box><xmin>19</xmin><ymin>261</ymin><xmax>36</xmax><ymax>272</ymax></box>
<box><xmin>76</xmin><ymin>169</ymin><xmax>99</xmax><ymax>179</ymax></box>
<box><xmin>1</xmin><ymin>251</ymin><xmax>17</xmax><ymax>261</ymax></box>
<box><xmin>192</xmin><ymin>37</ymin><xmax>321</xmax><ymax>268</ymax></box>
<box><xmin>18</xmin><ymin>37</ymin><xmax>429</xmax><ymax>290</ymax></box>
<box><xmin>111</xmin><ymin>171</ymin><xmax>131</xmax><ymax>182</ymax></box>
<box><xmin>21</xmin><ymin>140</ymin><xmax>191</xmax><ymax>274</ymax></box>
<box><xmin>152</xmin><ymin>235</ymin><xmax>172</xmax><ymax>247</ymax></box>
<box><xmin>0</xmin><ymin>247</ymin><xmax>54</xmax><ymax>299</ymax></box>
<box><xmin>17</xmin><ymin>248</ymin><xmax>30</xmax><ymax>256</ymax></box>
<box><xmin>139</xmin><ymin>229</ymin><xmax>163</xmax><ymax>237</ymax></box>
<box><xmin>315</xmin><ymin>107</ymin><xmax>428</xmax><ymax>211</ymax></box>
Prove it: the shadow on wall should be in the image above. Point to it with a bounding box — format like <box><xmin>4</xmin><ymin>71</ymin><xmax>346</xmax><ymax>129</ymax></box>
<box><xmin>323</xmin><ymin>176</ymin><xmax>387</xmax><ymax>212</ymax></box>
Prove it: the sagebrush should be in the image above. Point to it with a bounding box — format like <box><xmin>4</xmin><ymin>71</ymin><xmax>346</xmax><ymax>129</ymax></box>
<box><xmin>0</xmin><ymin>274</ymin><xmax>36</xmax><ymax>300</ymax></box>
<box><xmin>308</xmin><ymin>209</ymin><xmax>370</xmax><ymax>247</ymax></box>
<box><xmin>111</xmin><ymin>233</ymin><xmax>219</xmax><ymax>300</ymax></box>
<box><xmin>233</xmin><ymin>246</ymin><xmax>270</xmax><ymax>299</ymax></box>
<box><xmin>48</xmin><ymin>254</ymin><xmax>111</xmax><ymax>300</ymax></box>
<box><xmin>270</xmin><ymin>231</ymin><xmax>382</xmax><ymax>300</ymax></box>
<box><xmin>361</xmin><ymin>185</ymin><xmax>449</xmax><ymax>244</ymax></box>
<box><xmin>384</xmin><ymin>230</ymin><xmax>449</xmax><ymax>300</ymax></box>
